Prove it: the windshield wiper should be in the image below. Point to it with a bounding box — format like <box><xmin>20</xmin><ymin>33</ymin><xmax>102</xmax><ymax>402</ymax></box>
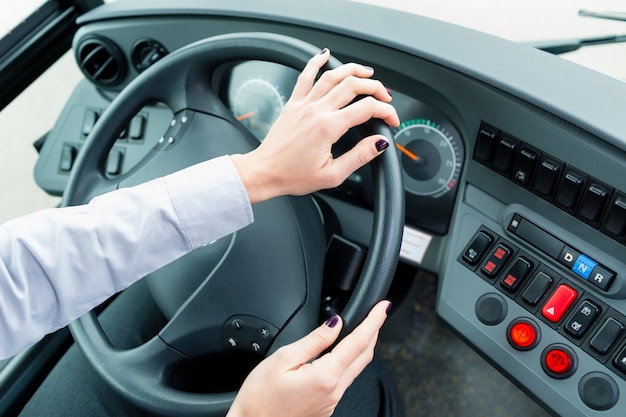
<box><xmin>529</xmin><ymin>34</ymin><xmax>626</xmax><ymax>55</ymax></box>
<box><xmin>528</xmin><ymin>9</ymin><xmax>626</xmax><ymax>55</ymax></box>
<box><xmin>579</xmin><ymin>9</ymin><xmax>626</xmax><ymax>22</ymax></box>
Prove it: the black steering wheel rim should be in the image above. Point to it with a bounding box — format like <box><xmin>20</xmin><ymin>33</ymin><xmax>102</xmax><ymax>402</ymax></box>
<box><xmin>66</xmin><ymin>32</ymin><xmax>404</xmax><ymax>417</ymax></box>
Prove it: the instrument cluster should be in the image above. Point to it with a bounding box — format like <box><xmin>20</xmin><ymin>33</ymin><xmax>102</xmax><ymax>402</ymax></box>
<box><xmin>224</xmin><ymin>61</ymin><xmax>465</xmax><ymax>235</ymax></box>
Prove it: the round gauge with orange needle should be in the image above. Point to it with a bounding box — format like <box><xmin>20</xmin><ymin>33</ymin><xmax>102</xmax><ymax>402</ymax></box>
<box><xmin>393</xmin><ymin>118</ymin><xmax>462</xmax><ymax>198</ymax></box>
<box><xmin>232</xmin><ymin>77</ymin><xmax>285</xmax><ymax>141</ymax></box>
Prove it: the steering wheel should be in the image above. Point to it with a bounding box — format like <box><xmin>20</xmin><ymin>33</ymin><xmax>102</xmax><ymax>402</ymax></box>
<box><xmin>66</xmin><ymin>32</ymin><xmax>404</xmax><ymax>417</ymax></box>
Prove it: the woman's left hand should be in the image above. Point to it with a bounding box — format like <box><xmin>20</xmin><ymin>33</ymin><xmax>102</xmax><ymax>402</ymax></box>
<box><xmin>226</xmin><ymin>300</ymin><xmax>391</xmax><ymax>417</ymax></box>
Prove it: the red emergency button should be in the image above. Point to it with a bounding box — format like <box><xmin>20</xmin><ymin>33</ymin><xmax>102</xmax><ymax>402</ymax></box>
<box><xmin>507</xmin><ymin>319</ymin><xmax>540</xmax><ymax>351</ymax></box>
<box><xmin>545</xmin><ymin>349</ymin><xmax>571</xmax><ymax>373</ymax></box>
<box><xmin>541</xmin><ymin>344</ymin><xmax>577</xmax><ymax>379</ymax></box>
<box><xmin>541</xmin><ymin>284</ymin><xmax>578</xmax><ymax>323</ymax></box>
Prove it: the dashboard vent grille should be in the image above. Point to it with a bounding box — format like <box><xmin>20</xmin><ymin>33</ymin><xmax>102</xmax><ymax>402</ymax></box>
<box><xmin>76</xmin><ymin>37</ymin><xmax>125</xmax><ymax>87</ymax></box>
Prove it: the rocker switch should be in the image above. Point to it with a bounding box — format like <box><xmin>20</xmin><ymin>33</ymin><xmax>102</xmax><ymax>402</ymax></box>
<box><xmin>462</xmin><ymin>231</ymin><xmax>493</xmax><ymax>266</ymax></box>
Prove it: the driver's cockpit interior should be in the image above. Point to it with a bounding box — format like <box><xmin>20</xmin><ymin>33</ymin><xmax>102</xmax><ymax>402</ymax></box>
<box><xmin>2</xmin><ymin>1</ymin><xmax>626</xmax><ymax>416</ymax></box>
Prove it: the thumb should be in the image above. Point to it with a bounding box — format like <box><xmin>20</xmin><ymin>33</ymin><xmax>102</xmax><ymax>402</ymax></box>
<box><xmin>333</xmin><ymin>135</ymin><xmax>390</xmax><ymax>179</ymax></box>
<box><xmin>281</xmin><ymin>315</ymin><xmax>343</xmax><ymax>366</ymax></box>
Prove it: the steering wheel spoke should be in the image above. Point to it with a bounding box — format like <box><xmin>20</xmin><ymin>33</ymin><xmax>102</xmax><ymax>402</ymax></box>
<box><xmin>154</xmin><ymin>193</ymin><xmax>327</xmax><ymax>358</ymax></box>
<box><xmin>74</xmin><ymin>317</ymin><xmax>237</xmax><ymax>416</ymax></box>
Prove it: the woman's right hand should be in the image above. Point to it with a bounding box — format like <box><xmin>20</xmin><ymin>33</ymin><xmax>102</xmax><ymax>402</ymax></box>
<box><xmin>231</xmin><ymin>48</ymin><xmax>399</xmax><ymax>204</ymax></box>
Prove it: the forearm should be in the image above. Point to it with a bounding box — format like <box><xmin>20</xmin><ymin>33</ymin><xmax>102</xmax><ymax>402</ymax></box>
<box><xmin>0</xmin><ymin>155</ymin><xmax>253</xmax><ymax>358</ymax></box>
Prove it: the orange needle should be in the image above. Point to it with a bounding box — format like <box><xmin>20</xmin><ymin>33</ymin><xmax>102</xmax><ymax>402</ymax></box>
<box><xmin>396</xmin><ymin>142</ymin><xmax>419</xmax><ymax>161</ymax></box>
<box><xmin>236</xmin><ymin>111</ymin><xmax>255</xmax><ymax>121</ymax></box>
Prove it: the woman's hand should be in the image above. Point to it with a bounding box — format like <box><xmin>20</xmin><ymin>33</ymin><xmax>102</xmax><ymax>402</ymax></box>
<box><xmin>226</xmin><ymin>300</ymin><xmax>391</xmax><ymax>417</ymax></box>
<box><xmin>231</xmin><ymin>49</ymin><xmax>400</xmax><ymax>204</ymax></box>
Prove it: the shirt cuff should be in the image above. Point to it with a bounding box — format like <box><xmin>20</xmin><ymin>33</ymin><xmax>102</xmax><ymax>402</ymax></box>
<box><xmin>163</xmin><ymin>155</ymin><xmax>254</xmax><ymax>248</ymax></box>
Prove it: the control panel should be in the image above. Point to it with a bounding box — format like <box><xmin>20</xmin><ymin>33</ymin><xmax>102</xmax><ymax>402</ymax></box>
<box><xmin>438</xmin><ymin>118</ymin><xmax>626</xmax><ymax>415</ymax></box>
<box><xmin>439</xmin><ymin>206</ymin><xmax>626</xmax><ymax>416</ymax></box>
<box><xmin>34</xmin><ymin>80</ymin><xmax>173</xmax><ymax>196</ymax></box>
<box><xmin>475</xmin><ymin>122</ymin><xmax>626</xmax><ymax>244</ymax></box>
<box><xmin>221</xmin><ymin>315</ymin><xmax>279</xmax><ymax>356</ymax></box>
<box><xmin>461</xmin><ymin>224</ymin><xmax>626</xmax><ymax>385</ymax></box>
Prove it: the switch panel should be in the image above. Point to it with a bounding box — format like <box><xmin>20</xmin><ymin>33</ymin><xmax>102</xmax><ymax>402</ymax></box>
<box><xmin>474</xmin><ymin>121</ymin><xmax>626</xmax><ymax>246</ymax></box>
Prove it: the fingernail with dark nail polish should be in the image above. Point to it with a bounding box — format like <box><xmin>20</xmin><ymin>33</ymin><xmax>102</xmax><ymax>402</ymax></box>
<box><xmin>386</xmin><ymin>302</ymin><xmax>393</xmax><ymax>314</ymax></box>
<box><xmin>375</xmin><ymin>139</ymin><xmax>389</xmax><ymax>152</ymax></box>
<box><xmin>319</xmin><ymin>47</ymin><xmax>329</xmax><ymax>55</ymax></box>
<box><xmin>325</xmin><ymin>315</ymin><xmax>340</xmax><ymax>328</ymax></box>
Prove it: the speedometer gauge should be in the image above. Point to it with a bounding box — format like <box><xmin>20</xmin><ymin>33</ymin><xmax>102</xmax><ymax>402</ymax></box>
<box><xmin>394</xmin><ymin>118</ymin><xmax>462</xmax><ymax>198</ymax></box>
<box><xmin>232</xmin><ymin>77</ymin><xmax>285</xmax><ymax>141</ymax></box>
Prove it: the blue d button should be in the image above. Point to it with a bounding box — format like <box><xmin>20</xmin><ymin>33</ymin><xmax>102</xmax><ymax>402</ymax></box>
<box><xmin>572</xmin><ymin>254</ymin><xmax>598</xmax><ymax>280</ymax></box>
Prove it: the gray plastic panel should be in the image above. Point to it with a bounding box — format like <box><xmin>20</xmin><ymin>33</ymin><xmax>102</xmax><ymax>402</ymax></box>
<box><xmin>439</xmin><ymin>184</ymin><xmax>626</xmax><ymax>416</ymax></box>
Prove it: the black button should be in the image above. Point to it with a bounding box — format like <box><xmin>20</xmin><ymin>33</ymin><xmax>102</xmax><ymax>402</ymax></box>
<box><xmin>480</xmin><ymin>244</ymin><xmax>512</xmax><ymax>278</ymax></box>
<box><xmin>511</xmin><ymin>147</ymin><xmax>538</xmax><ymax>186</ymax></box>
<box><xmin>578</xmin><ymin>182</ymin><xmax>612</xmax><ymax>226</ymax></box>
<box><xmin>474</xmin><ymin>124</ymin><xmax>499</xmax><ymax>162</ymax></box>
<box><xmin>615</xmin><ymin>345</ymin><xmax>626</xmax><ymax>373</ymax></box>
<box><xmin>565</xmin><ymin>300</ymin><xmax>600</xmax><ymax>338</ymax></box>
<box><xmin>555</xmin><ymin>169</ymin><xmax>586</xmax><ymax>211</ymax></box>
<box><xmin>603</xmin><ymin>195</ymin><xmax>626</xmax><ymax>239</ymax></box>
<box><xmin>558</xmin><ymin>246</ymin><xmax>580</xmax><ymax>269</ymax></box>
<box><xmin>475</xmin><ymin>293</ymin><xmax>508</xmax><ymax>326</ymax></box>
<box><xmin>588</xmin><ymin>265</ymin><xmax>615</xmax><ymax>291</ymax></box>
<box><xmin>590</xmin><ymin>318</ymin><xmax>624</xmax><ymax>355</ymax></box>
<box><xmin>533</xmin><ymin>158</ymin><xmax>562</xmax><ymax>199</ymax></box>
<box><xmin>578</xmin><ymin>372</ymin><xmax>619</xmax><ymax>411</ymax></box>
<box><xmin>500</xmin><ymin>257</ymin><xmax>533</xmax><ymax>292</ymax></box>
<box><xmin>493</xmin><ymin>136</ymin><xmax>518</xmax><ymax>174</ymax></box>
<box><xmin>522</xmin><ymin>272</ymin><xmax>553</xmax><ymax>306</ymax></box>
<box><xmin>613</xmin><ymin>346</ymin><xmax>626</xmax><ymax>374</ymax></box>
<box><xmin>462</xmin><ymin>231</ymin><xmax>493</xmax><ymax>266</ymax></box>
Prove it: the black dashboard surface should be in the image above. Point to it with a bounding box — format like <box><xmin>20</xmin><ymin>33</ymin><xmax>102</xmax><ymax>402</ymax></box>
<box><xmin>33</xmin><ymin>1</ymin><xmax>626</xmax><ymax>416</ymax></box>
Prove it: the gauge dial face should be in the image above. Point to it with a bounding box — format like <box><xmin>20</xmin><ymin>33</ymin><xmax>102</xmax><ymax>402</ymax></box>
<box><xmin>393</xmin><ymin>118</ymin><xmax>462</xmax><ymax>198</ymax></box>
<box><xmin>232</xmin><ymin>77</ymin><xmax>285</xmax><ymax>141</ymax></box>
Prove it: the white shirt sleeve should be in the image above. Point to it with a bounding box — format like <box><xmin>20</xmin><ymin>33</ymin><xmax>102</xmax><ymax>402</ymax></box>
<box><xmin>0</xmin><ymin>155</ymin><xmax>253</xmax><ymax>358</ymax></box>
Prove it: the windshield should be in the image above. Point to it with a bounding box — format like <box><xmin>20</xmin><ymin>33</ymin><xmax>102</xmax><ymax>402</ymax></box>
<box><xmin>0</xmin><ymin>0</ymin><xmax>47</xmax><ymax>38</ymax></box>
<box><xmin>353</xmin><ymin>0</ymin><xmax>626</xmax><ymax>81</ymax></box>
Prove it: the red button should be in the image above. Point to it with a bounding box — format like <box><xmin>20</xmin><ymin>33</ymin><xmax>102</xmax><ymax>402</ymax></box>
<box><xmin>494</xmin><ymin>247</ymin><xmax>507</xmax><ymax>259</ymax></box>
<box><xmin>480</xmin><ymin>244</ymin><xmax>511</xmax><ymax>278</ymax></box>
<box><xmin>507</xmin><ymin>319</ymin><xmax>539</xmax><ymax>351</ymax></box>
<box><xmin>541</xmin><ymin>284</ymin><xmax>578</xmax><ymax>323</ymax></box>
<box><xmin>544</xmin><ymin>348</ymin><xmax>572</xmax><ymax>374</ymax></box>
<box><xmin>541</xmin><ymin>344</ymin><xmax>576</xmax><ymax>379</ymax></box>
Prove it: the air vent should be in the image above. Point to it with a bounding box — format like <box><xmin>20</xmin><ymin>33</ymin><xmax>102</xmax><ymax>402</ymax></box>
<box><xmin>76</xmin><ymin>36</ymin><xmax>126</xmax><ymax>87</ymax></box>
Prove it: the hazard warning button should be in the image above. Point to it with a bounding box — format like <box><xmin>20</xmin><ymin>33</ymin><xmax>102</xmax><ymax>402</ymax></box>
<box><xmin>541</xmin><ymin>284</ymin><xmax>578</xmax><ymax>323</ymax></box>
